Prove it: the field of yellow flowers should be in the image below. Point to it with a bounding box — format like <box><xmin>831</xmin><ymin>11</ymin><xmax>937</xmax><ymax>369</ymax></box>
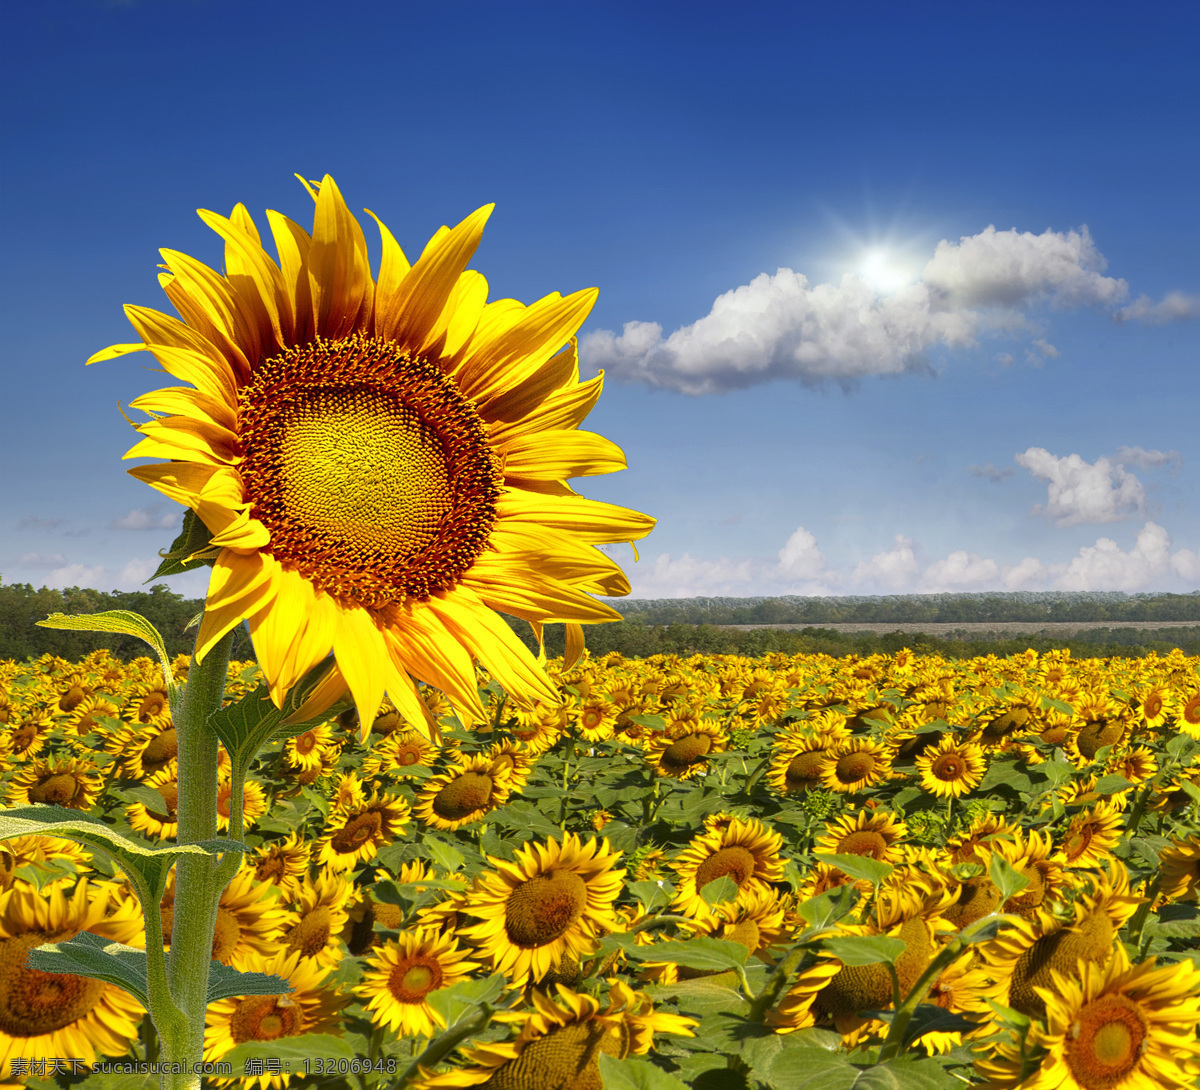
<box><xmin>1</xmin><ymin>644</ymin><xmax>1198</xmax><ymax>1089</ymax></box>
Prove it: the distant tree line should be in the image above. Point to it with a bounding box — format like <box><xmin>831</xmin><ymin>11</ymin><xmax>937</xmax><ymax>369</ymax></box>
<box><xmin>1</xmin><ymin>582</ymin><xmax>1197</xmax><ymax>664</ymax></box>
<box><xmin>613</xmin><ymin>590</ymin><xmax>1200</xmax><ymax>626</ymax></box>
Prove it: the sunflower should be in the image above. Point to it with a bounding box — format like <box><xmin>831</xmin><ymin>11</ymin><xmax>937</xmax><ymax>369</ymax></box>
<box><xmin>670</xmin><ymin>816</ymin><xmax>785</xmax><ymax>920</ymax></box>
<box><xmin>358</xmin><ymin>929</ymin><xmax>479</xmax><ymax>1039</ymax></box>
<box><xmin>328</xmin><ymin>771</ymin><xmax>368</xmax><ymax>812</ymax></box>
<box><xmin>414</xmin><ymin>754</ymin><xmax>514</xmax><ymax>831</ymax></box>
<box><xmin>457</xmin><ymin>833</ymin><xmax>624</xmax><ymax>984</ymax></box>
<box><xmin>125</xmin><ymin>767</ymin><xmax>179</xmax><ymax>840</ymax></box>
<box><xmin>100</xmin><ymin>175</ymin><xmax>653</xmax><ymax>736</ymax></box>
<box><xmin>215</xmin><ymin>776</ymin><xmax>268</xmax><ymax>832</ymax></box>
<box><xmin>5</xmin><ymin>756</ymin><xmax>102</xmax><ymax>811</ymax></box>
<box><xmin>914</xmin><ymin>734</ymin><xmax>986</xmax><ymax>798</ymax></box>
<box><xmin>64</xmin><ymin>694</ymin><xmax>121</xmax><ymax>736</ymax></box>
<box><xmin>767</xmin><ymin>729</ymin><xmax>840</xmax><ymax>795</ymax></box>
<box><xmin>483</xmin><ymin>739</ymin><xmax>535</xmax><ymax>788</ymax></box>
<box><xmin>0</xmin><ymin>881</ymin><xmax>144</xmax><ymax>1076</ymax></box>
<box><xmin>1</xmin><ymin>712</ymin><xmax>54</xmax><ymax>761</ymax></box>
<box><xmin>313</xmin><ymin>791</ymin><xmax>410</xmax><ymax>871</ymax></box>
<box><xmin>414</xmin><ymin>983</ymin><xmax>693</xmax><ymax>1089</ymax></box>
<box><xmin>814</xmin><ymin>808</ymin><xmax>908</xmax><ymax>866</ymax></box>
<box><xmin>819</xmin><ymin>737</ymin><xmax>893</xmax><ymax>794</ymax></box>
<box><xmin>161</xmin><ymin>868</ymin><xmax>287</xmax><ymax>967</ymax></box>
<box><xmin>130</xmin><ymin>684</ymin><xmax>171</xmax><ymax>724</ymax></box>
<box><xmin>278</xmin><ymin>870</ymin><xmax>352</xmax><ymax>968</ymax></box>
<box><xmin>643</xmin><ymin>718</ymin><xmax>726</xmax><ymax>780</ymax></box>
<box><xmin>1157</xmin><ymin>836</ymin><xmax>1200</xmax><ymax>903</ymax></box>
<box><xmin>361</xmin><ymin>728</ymin><xmax>436</xmax><ymax>779</ymax></box>
<box><xmin>205</xmin><ymin>949</ymin><xmax>344</xmax><ymax>1090</ymax></box>
<box><xmin>109</xmin><ymin>721</ymin><xmax>177</xmax><ymax>780</ymax></box>
<box><xmin>1058</xmin><ymin>801</ymin><xmax>1124</xmax><ymax>869</ymax></box>
<box><xmin>0</xmin><ymin>838</ymin><xmax>89</xmax><ymax>893</ymax></box>
<box><xmin>247</xmin><ymin>832</ymin><xmax>311</xmax><ymax>902</ymax></box>
<box><xmin>1169</xmin><ymin>689</ymin><xmax>1200</xmax><ymax>739</ymax></box>
<box><xmin>283</xmin><ymin>722</ymin><xmax>336</xmax><ymax>771</ymax></box>
<box><xmin>1020</xmin><ymin>946</ymin><xmax>1200</xmax><ymax>1090</ymax></box>
<box><xmin>572</xmin><ymin>699</ymin><xmax>619</xmax><ymax>742</ymax></box>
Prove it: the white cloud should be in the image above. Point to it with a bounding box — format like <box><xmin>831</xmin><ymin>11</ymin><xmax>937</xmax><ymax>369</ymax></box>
<box><xmin>969</xmin><ymin>462</ymin><xmax>1015</xmax><ymax>483</ymax></box>
<box><xmin>626</xmin><ymin>523</ymin><xmax>1196</xmax><ymax>599</ymax></box>
<box><xmin>1114</xmin><ymin>291</ymin><xmax>1200</xmax><ymax>325</ymax></box>
<box><xmin>113</xmin><ymin>505</ymin><xmax>179</xmax><ymax>531</ymax></box>
<box><xmin>17</xmin><ymin>517</ymin><xmax>67</xmax><ymax>531</ymax></box>
<box><xmin>16</xmin><ymin>552</ymin><xmax>68</xmax><ymax>568</ymax></box>
<box><xmin>1057</xmin><ymin>522</ymin><xmax>1173</xmax><ymax>591</ymax></box>
<box><xmin>776</xmin><ymin>527</ymin><xmax>828</xmax><ymax>580</ymax></box>
<box><xmin>850</xmin><ymin>535</ymin><xmax>921</xmax><ymax>591</ymax></box>
<box><xmin>1016</xmin><ymin>447</ymin><xmax>1146</xmax><ymax>526</ymax></box>
<box><xmin>1114</xmin><ymin>445</ymin><xmax>1182</xmax><ymax>471</ymax></box>
<box><xmin>47</xmin><ymin>562</ymin><xmax>108</xmax><ymax>588</ymax></box>
<box><xmin>583</xmin><ymin>225</ymin><xmax>1130</xmax><ymax>394</ymax></box>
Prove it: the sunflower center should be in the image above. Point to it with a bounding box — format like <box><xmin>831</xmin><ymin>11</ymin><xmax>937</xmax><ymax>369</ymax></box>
<box><xmin>1066</xmin><ymin>994</ymin><xmax>1147</xmax><ymax>1086</ymax></box>
<box><xmin>395</xmin><ymin>743</ymin><xmax>423</xmax><ymax>766</ymax></box>
<box><xmin>504</xmin><ymin>870</ymin><xmax>589</xmax><ymax>948</ymax></box>
<box><xmin>784</xmin><ymin>750</ymin><xmax>824</xmax><ymax>790</ymax></box>
<box><xmin>726</xmin><ymin>918</ymin><xmax>762</xmax><ymax>952</ymax></box>
<box><xmin>433</xmin><ymin>772</ymin><xmax>495</xmax><ymax>821</ymax></box>
<box><xmin>661</xmin><ymin>734</ymin><xmax>712</xmax><ymax>770</ymax></box>
<box><xmin>484</xmin><ymin>1020</ymin><xmax>610</xmax><ymax>1090</ymax></box>
<box><xmin>695</xmin><ymin>846</ymin><xmax>757</xmax><ymax>891</ymax></box>
<box><xmin>286</xmin><ymin>907</ymin><xmax>332</xmax><ymax>959</ymax></box>
<box><xmin>837</xmin><ymin>831</ymin><xmax>889</xmax><ymax>859</ymax></box>
<box><xmin>230</xmin><ymin>995</ymin><xmax>302</xmax><ymax>1043</ymax></box>
<box><xmin>332</xmin><ymin>812</ymin><xmax>383</xmax><ymax>853</ymax></box>
<box><xmin>1076</xmin><ymin>719</ymin><xmax>1125</xmax><ymax>760</ymax></box>
<box><xmin>59</xmin><ymin>686</ymin><xmax>86</xmax><ymax>712</ymax></box>
<box><xmin>834</xmin><ymin>752</ymin><xmax>875</xmax><ymax>784</ymax></box>
<box><xmin>29</xmin><ymin>773</ymin><xmax>81</xmax><ymax>807</ymax></box>
<box><xmin>256</xmin><ymin>855</ymin><xmax>286</xmax><ymax>883</ymax></box>
<box><xmin>143</xmin><ymin>729</ymin><xmax>178</xmax><ymax>773</ymax></box>
<box><xmin>0</xmin><ymin>937</ymin><xmax>105</xmax><ymax>1036</ymax></box>
<box><xmin>931</xmin><ymin>754</ymin><xmax>965</xmax><ymax>780</ymax></box>
<box><xmin>389</xmin><ymin>956</ymin><xmax>444</xmax><ymax>1003</ymax></box>
<box><xmin>138</xmin><ymin>692</ymin><xmax>167</xmax><ymax>721</ymax></box>
<box><xmin>295</xmin><ymin>731</ymin><xmax>317</xmax><ymax>755</ymax></box>
<box><xmin>1142</xmin><ymin>694</ymin><xmax>1162</xmax><ymax>718</ymax></box>
<box><xmin>239</xmin><ymin>334</ymin><xmax>501</xmax><ymax>608</ymax></box>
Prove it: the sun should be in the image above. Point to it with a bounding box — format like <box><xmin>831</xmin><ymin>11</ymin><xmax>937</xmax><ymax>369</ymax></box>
<box><xmin>857</xmin><ymin>248</ymin><xmax>913</xmax><ymax>294</ymax></box>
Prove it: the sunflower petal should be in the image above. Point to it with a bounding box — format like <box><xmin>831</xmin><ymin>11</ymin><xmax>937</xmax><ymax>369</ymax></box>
<box><xmin>198</xmin><ymin>206</ymin><xmax>289</xmax><ymax>349</ymax></box>
<box><xmin>307</xmin><ymin>174</ymin><xmax>372</xmax><ymax>340</ymax></box>
<box><xmin>500</xmin><ymin>429</ymin><xmax>626</xmax><ymax>482</ymax></box>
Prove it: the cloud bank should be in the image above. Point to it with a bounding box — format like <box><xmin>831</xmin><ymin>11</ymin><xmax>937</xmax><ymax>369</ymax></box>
<box><xmin>582</xmin><ymin>225</ymin><xmax>1141</xmax><ymax>394</ymax></box>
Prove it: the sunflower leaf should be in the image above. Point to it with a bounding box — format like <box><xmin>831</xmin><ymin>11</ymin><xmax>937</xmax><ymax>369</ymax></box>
<box><xmin>820</xmin><ymin>935</ymin><xmax>907</xmax><ymax>967</ymax></box>
<box><xmin>35</xmin><ymin>609</ymin><xmax>178</xmax><ymax>711</ymax></box>
<box><xmin>812</xmin><ymin>853</ymin><xmax>894</xmax><ymax>888</ymax></box>
<box><xmin>151</xmin><ymin>508</ymin><xmax>218</xmax><ymax>577</ymax></box>
<box><xmin>699</xmin><ymin>874</ymin><xmax>739</xmax><ymax>906</ymax></box>
<box><xmin>796</xmin><ymin>883</ymin><xmax>860</xmax><ymax>930</ymax></box>
<box><xmin>206</xmin><ymin>961</ymin><xmax>292</xmax><ymax>1002</ymax></box>
<box><xmin>424</xmin><ymin>973</ymin><xmax>508</xmax><ymax>1029</ymax></box>
<box><xmin>623</xmin><ymin>937</ymin><xmax>749</xmax><ymax>973</ymax></box>
<box><xmin>988</xmin><ymin>853</ymin><xmax>1029</xmax><ymax>902</ymax></box>
<box><xmin>597</xmin><ymin>1053</ymin><xmax>690</xmax><ymax>1090</ymax></box>
<box><xmin>27</xmin><ymin>931</ymin><xmax>150</xmax><ymax>1007</ymax></box>
<box><xmin>207</xmin><ymin>684</ymin><xmax>283</xmax><ymax>765</ymax></box>
<box><xmin>219</xmin><ymin>1033</ymin><xmax>357</xmax><ymax>1072</ymax></box>
<box><xmin>629</xmin><ymin>879</ymin><xmax>673</xmax><ymax>912</ymax></box>
<box><xmin>0</xmin><ymin>805</ymin><xmax>240</xmax><ymax>904</ymax></box>
<box><xmin>1094</xmin><ymin>773</ymin><xmax>1136</xmax><ymax>796</ymax></box>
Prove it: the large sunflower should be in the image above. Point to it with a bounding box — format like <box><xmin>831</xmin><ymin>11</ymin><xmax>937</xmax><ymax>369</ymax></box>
<box><xmin>98</xmin><ymin>175</ymin><xmax>653</xmax><ymax>733</ymax></box>
<box><xmin>670</xmin><ymin>816</ymin><xmax>785</xmax><ymax>921</ymax></box>
<box><xmin>457</xmin><ymin>833</ymin><xmax>624</xmax><ymax>984</ymax></box>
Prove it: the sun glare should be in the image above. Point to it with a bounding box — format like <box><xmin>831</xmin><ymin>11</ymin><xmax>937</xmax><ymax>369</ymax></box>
<box><xmin>858</xmin><ymin>249</ymin><xmax>911</xmax><ymax>294</ymax></box>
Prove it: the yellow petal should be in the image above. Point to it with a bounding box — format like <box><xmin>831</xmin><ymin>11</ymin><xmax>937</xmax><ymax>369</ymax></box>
<box><xmin>307</xmin><ymin>174</ymin><xmax>372</xmax><ymax>339</ymax></box>
<box><xmin>249</xmin><ymin>568</ymin><xmax>322</xmax><ymax>706</ymax></box>
<box><xmin>462</xmin><ymin>566</ymin><xmax>624</xmax><ymax>624</ymax></box>
<box><xmin>195</xmin><ymin>550</ymin><xmax>280</xmax><ymax>662</ymax></box>
<box><xmin>364</xmin><ymin>208</ymin><xmax>411</xmax><ymax>338</ymax></box>
<box><xmin>478</xmin><ymin>339</ymin><xmax>582</xmax><ymax>426</ymax></box>
<box><xmin>497</xmin><ymin>490</ymin><xmax>656</xmax><ymax>543</ymax></box>
<box><xmin>128</xmin><ymin>386</ymin><xmax>237</xmax><ymax>433</ymax></box>
<box><xmin>160</xmin><ymin>248</ymin><xmax>260</xmax><ymax>378</ymax></box>
<box><xmin>382</xmin><ymin>604</ymin><xmax>486</xmax><ymax>723</ymax></box>
<box><xmin>266</xmin><ymin>210</ymin><xmax>313</xmax><ymax>343</ymax></box>
<box><xmin>331</xmin><ymin>605</ymin><xmax>391</xmax><ymax>730</ymax></box>
<box><xmin>563</xmin><ymin>623</ymin><xmax>585</xmax><ymax>670</ymax></box>
<box><xmin>122</xmin><ymin>307</ymin><xmax>239</xmax><ymax>405</ymax></box>
<box><xmin>487</xmin><ymin>370</ymin><xmax>604</xmax><ymax>443</ymax></box>
<box><xmin>376</xmin><ymin>204</ymin><xmax>493</xmax><ymax>354</ymax></box>
<box><xmin>500</xmin><ymin>429</ymin><xmax>626</xmax><ymax>482</ymax></box>
<box><xmin>198</xmin><ymin>206</ymin><xmax>289</xmax><ymax>349</ymax></box>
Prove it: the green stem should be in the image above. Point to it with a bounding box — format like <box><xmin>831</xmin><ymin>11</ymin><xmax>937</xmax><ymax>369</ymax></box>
<box><xmin>399</xmin><ymin>1004</ymin><xmax>493</xmax><ymax>1086</ymax></box>
<box><xmin>161</xmin><ymin>627</ymin><xmax>236</xmax><ymax>1090</ymax></box>
<box><xmin>745</xmin><ymin>945</ymin><xmax>808</xmax><ymax>1023</ymax></box>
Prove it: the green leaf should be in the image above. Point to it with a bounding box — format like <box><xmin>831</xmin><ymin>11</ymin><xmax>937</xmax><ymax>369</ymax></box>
<box><xmin>977</xmin><ymin>756</ymin><xmax>1033</xmax><ymax>795</ymax></box>
<box><xmin>28</xmin><ymin>932</ymin><xmax>150</xmax><ymax>1006</ymax></box>
<box><xmin>425</xmin><ymin>973</ymin><xmax>507</xmax><ymax>1029</ymax></box>
<box><xmin>1039</xmin><ymin>696</ymin><xmax>1076</xmax><ymax>715</ymax></box>
<box><xmin>151</xmin><ymin>508</ymin><xmax>219</xmax><ymax>577</ymax></box>
<box><xmin>629</xmin><ymin>879</ymin><xmax>672</xmax><ymax>913</ymax></box>
<box><xmin>625</xmin><ymin>937</ymin><xmax>749</xmax><ymax>973</ymax></box>
<box><xmin>812</xmin><ymin>853</ymin><xmax>894</xmax><ymax>888</ymax></box>
<box><xmin>797</xmin><ymin>884</ymin><xmax>860</xmax><ymax>930</ymax></box>
<box><xmin>0</xmin><ymin>805</ymin><xmax>241</xmax><ymax>907</ymax></box>
<box><xmin>699</xmin><ymin>874</ymin><xmax>738</xmax><ymax>907</ymax></box>
<box><xmin>206</xmin><ymin>960</ymin><xmax>292</xmax><ymax>1002</ymax></box>
<box><xmin>989</xmin><ymin>853</ymin><xmax>1030</xmax><ymax>903</ymax></box>
<box><xmin>820</xmin><ymin>935</ymin><xmax>907</xmax><ymax>967</ymax></box>
<box><xmin>895</xmin><ymin>1003</ymin><xmax>981</xmax><ymax>1048</ymax></box>
<box><xmin>1030</xmin><ymin>759</ymin><xmax>1075</xmax><ymax>789</ymax></box>
<box><xmin>1095</xmin><ymin>773</ymin><xmax>1136</xmax><ymax>796</ymax></box>
<box><xmin>219</xmin><ymin>1033</ymin><xmax>357</xmax><ymax>1072</ymax></box>
<box><xmin>627</xmin><ymin>713</ymin><xmax>668</xmax><ymax>732</ymax></box>
<box><xmin>35</xmin><ymin>610</ymin><xmax>177</xmax><ymax>710</ymax></box>
<box><xmin>491</xmin><ymin>799</ymin><xmax>563</xmax><ymax>839</ymax></box>
<box><xmin>422</xmin><ymin>834</ymin><xmax>466</xmax><ymax>874</ymax></box>
<box><xmin>763</xmin><ymin>1051</ymin><xmax>952</xmax><ymax>1089</ymax></box>
<box><xmin>597</xmin><ymin>1053</ymin><xmax>690</xmax><ymax>1090</ymax></box>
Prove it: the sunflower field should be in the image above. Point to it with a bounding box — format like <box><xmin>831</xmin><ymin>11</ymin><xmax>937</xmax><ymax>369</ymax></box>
<box><xmin>0</xmin><ymin>644</ymin><xmax>1198</xmax><ymax>1090</ymax></box>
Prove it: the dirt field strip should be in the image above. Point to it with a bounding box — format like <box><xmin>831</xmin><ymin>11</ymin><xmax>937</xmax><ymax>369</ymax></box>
<box><xmin>718</xmin><ymin>620</ymin><xmax>1200</xmax><ymax>636</ymax></box>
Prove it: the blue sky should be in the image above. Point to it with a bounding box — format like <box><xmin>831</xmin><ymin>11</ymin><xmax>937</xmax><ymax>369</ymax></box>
<box><xmin>2</xmin><ymin>0</ymin><xmax>1197</xmax><ymax>601</ymax></box>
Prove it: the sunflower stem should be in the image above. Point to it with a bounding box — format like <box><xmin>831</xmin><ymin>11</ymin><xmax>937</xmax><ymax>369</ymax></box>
<box><xmin>160</xmin><ymin>626</ymin><xmax>237</xmax><ymax>1090</ymax></box>
<box><xmin>398</xmin><ymin>1003</ymin><xmax>493</xmax><ymax>1086</ymax></box>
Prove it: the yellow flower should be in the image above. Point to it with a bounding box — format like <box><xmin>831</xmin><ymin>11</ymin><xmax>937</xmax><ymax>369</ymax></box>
<box><xmin>162</xmin><ymin>868</ymin><xmax>288</xmax><ymax>967</ymax></box>
<box><xmin>124</xmin><ymin>767</ymin><xmax>179</xmax><ymax>840</ymax></box>
<box><xmin>643</xmin><ymin>717</ymin><xmax>726</xmax><ymax>780</ymax></box>
<box><xmin>820</xmin><ymin>737</ymin><xmax>893</xmax><ymax>794</ymax></box>
<box><xmin>814</xmin><ymin>808</ymin><xmax>909</xmax><ymax>866</ymax></box>
<box><xmin>457</xmin><ymin>833</ymin><xmax>624</xmax><ymax>984</ymax></box>
<box><xmin>100</xmin><ymin>174</ymin><xmax>653</xmax><ymax>734</ymax></box>
<box><xmin>914</xmin><ymin>733</ymin><xmax>986</xmax><ymax>798</ymax></box>
<box><xmin>1157</xmin><ymin>836</ymin><xmax>1200</xmax><ymax>903</ymax></box>
<box><xmin>313</xmin><ymin>791</ymin><xmax>410</xmax><ymax>872</ymax></box>
<box><xmin>1022</xmin><ymin>946</ymin><xmax>1200</xmax><ymax>1090</ymax></box>
<box><xmin>414</xmin><ymin>754</ymin><xmax>513</xmax><ymax>831</ymax></box>
<box><xmin>247</xmin><ymin>833</ymin><xmax>311</xmax><ymax>902</ymax></box>
<box><xmin>0</xmin><ymin>881</ymin><xmax>144</xmax><ymax>1075</ymax></box>
<box><xmin>278</xmin><ymin>871</ymin><xmax>352</xmax><ymax>968</ymax></box>
<box><xmin>358</xmin><ymin>930</ymin><xmax>479</xmax><ymax>1038</ymax></box>
<box><xmin>5</xmin><ymin>756</ymin><xmax>103</xmax><ymax>811</ymax></box>
<box><xmin>1058</xmin><ymin>801</ymin><xmax>1124</xmax><ymax>869</ymax></box>
<box><xmin>670</xmin><ymin>816</ymin><xmax>784</xmax><ymax>921</ymax></box>
<box><xmin>205</xmin><ymin>949</ymin><xmax>344</xmax><ymax>1090</ymax></box>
